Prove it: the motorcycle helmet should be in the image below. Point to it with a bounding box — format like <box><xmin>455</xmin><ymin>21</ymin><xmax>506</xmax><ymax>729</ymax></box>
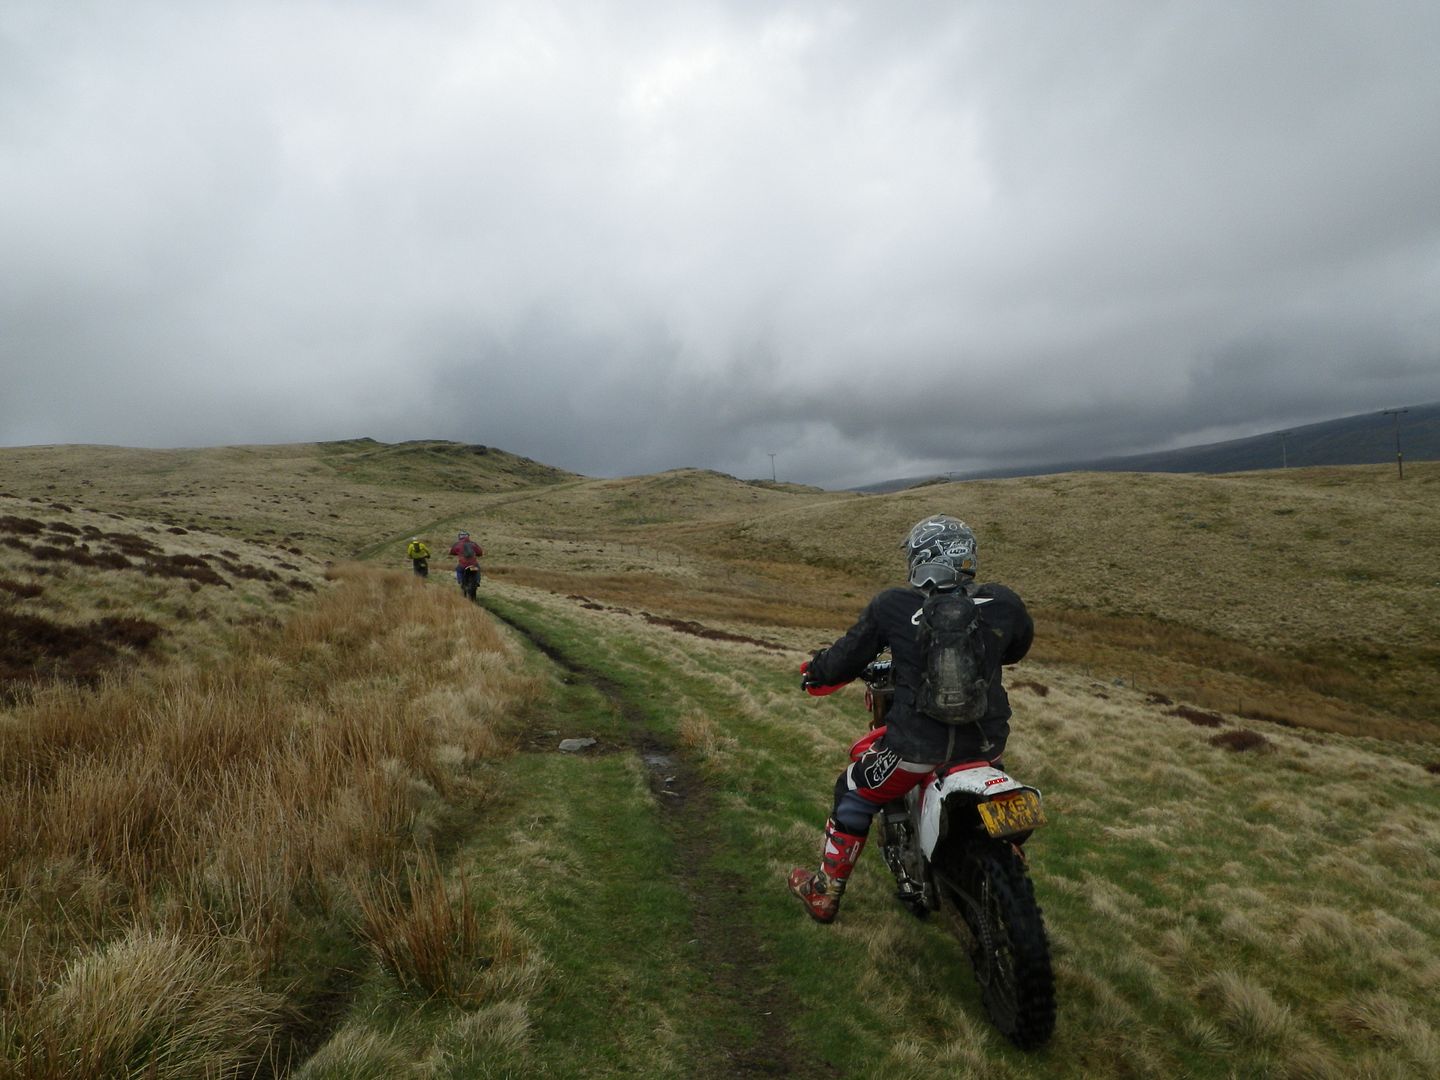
<box><xmin>902</xmin><ymin>515</ymin><xmax>977</xmax><ymax>591</ymax></box>
<box><xmin>457</xmin><ymin>531</ymin><xmax>469</xmax><ymax>539</ymax></box>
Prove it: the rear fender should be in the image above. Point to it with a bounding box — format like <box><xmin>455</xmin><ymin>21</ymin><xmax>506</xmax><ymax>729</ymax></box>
<box><xmin>918</xmin><ymin>764</ymin><xmax>1036</xmax><ymax>858</ymax></box>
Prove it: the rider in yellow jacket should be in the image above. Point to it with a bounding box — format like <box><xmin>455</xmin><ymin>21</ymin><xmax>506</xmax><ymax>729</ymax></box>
<box><xmin>406</xmin><ymin>537</ymin><xmax>431</xmax><ymax>577</ymax></box>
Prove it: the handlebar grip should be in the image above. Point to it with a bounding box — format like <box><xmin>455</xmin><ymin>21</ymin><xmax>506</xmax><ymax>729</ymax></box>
<box><xmin>800</xmin><ymin>657</ymin><xmax>850</xmax><ymax>695</ymax></box>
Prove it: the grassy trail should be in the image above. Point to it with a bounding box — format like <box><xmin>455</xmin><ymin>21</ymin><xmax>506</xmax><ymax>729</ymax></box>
<box><xmin>454</xmin><ymin>582</ymin><xmax>1051</xmax><ymax>1078</ymax></box>
<box><xmin>475</xmin><ymin>592</ymin><xmax>819</xmax><ymax>1077</ymax></box>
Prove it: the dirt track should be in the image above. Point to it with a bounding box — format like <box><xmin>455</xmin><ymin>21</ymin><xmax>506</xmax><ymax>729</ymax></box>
<box><xmin>481</xmin><ymin>601</ymin><xmax>820</xmax><ymax>1078</ymax></box>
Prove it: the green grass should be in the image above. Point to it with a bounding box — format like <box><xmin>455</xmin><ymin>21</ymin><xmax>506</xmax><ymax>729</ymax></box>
<box><xmin>434</xmin><ymin>582</ymin><xmax>1440</xmax><ymax>1078</ymax></box>
<box><xmin>464</xmin><ymin>590</ymin><xmax>1071</xmax><ymax>1076</ymax></box>
<box><xmin>478</xmin><ymin>757</ymin><xmax>707</xmax><ymax>1075</ymax></box>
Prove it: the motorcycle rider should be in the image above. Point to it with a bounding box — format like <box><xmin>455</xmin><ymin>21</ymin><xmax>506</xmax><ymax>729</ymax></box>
<box><xmin>448</xmin><ymin>531</ymin><xmax>484</xmax><ymax>592</ymax></box>
<box><xmin>789</xmin><ymin>515</ymin><xmax>1034</xmax><ymax>924</ymax></box>
<box><xmin>406</xmin><ymin>536</ymin><xmax>431</xmax><ymax>578</ymax></box>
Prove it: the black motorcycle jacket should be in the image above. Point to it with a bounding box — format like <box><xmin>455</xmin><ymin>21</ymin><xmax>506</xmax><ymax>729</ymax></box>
<box><xmin>808</xmin><ymin>582</ymin><xmax>1033</xmax><ymax>762</ymax></box>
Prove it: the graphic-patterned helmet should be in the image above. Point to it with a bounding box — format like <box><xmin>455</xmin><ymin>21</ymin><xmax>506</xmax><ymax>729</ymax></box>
<box><xmin>902</xmin><ymin>515</ymin><xmax>978</xmax><ymax>591</ymax></box>
<box><xmin>458</xmin><ymin>531</ymin><xmax>469</xmax><ymax>539</ymax></box>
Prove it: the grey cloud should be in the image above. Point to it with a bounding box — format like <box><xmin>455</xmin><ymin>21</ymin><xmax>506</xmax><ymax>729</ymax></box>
<box><xmin>2</xmin><ymin>1</ymin><xmax>1438</xmax><ymax>487</ymax></box>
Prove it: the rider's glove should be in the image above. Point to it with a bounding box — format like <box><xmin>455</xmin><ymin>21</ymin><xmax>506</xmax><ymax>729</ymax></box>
<box><xmin>800</xmin><ymin>655</ymin><xmax>849</xmax><ymax>696</ymax></box>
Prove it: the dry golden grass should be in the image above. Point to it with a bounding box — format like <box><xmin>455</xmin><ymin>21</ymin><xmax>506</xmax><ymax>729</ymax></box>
<box><xmin>14</xmin><ymin>441</ymin><xmax>1429</xmax><ymax>739</ymax></box>
<box><xmin>0</xmin><ymin>565</ymin><xmax>540</xmax><ymax>1076</ymax></box>
<box><xmin>350</xmin><ymin>847</ymin><xmax>543</xmax><ymax>1012</ymax></box>
<box><xmin>0</xmin><ymin>439</ymin><xmax>571</xmax><ymax>550</ymax></box>
<box><xmin>290</xmin><ymin>1028</ymin><xmax>425</xmax><ymax>1080</ymax></box>
<box><xmin>8</xmin><ymin>927</ymin><xmax>283</xmax><ymax>1080</ymax></box>
<box><xmin>716</xmin><ymin>464</ymin><xmax>1439</xmax><ymax>721</ymax></box>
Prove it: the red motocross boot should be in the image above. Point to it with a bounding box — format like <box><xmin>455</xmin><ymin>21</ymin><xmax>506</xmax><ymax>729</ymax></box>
<box><xmin>788</xmin><ymin>819</ymin><xmax>867</xmax><ymax>924</ymax></box>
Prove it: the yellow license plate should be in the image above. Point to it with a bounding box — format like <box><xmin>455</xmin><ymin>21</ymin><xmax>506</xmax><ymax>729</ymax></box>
<box><xmin>977</xmin><ymin>791</ymin><xmax>1046</xmax><ymax>838</ymax></box>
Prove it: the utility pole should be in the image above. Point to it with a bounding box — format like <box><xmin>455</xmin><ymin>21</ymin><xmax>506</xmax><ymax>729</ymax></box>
<box><xmin>1279</xmin><ymin>431</ymin><xmax>1291</xmax><ymax>468</ymax></box>
<box><xmin>767</xmin><ymin>452</ymin><xmax>777</xmax><ymax>483</ymax></box>
<box><xmin>1382</xmin><ymin>409</ymin><xmax>1408</xmax><ymax>480</ymax></box>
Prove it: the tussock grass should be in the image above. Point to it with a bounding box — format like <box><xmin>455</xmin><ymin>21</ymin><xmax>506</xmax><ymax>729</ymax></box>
<box><xmin>8</xmin><ymin>928</ymin><xmax>283</xmax><ymax>1080</ymax></box>
<box><xmin>0</xmin><ymin>566</ymin><xmax>539</xmax><ymax>1076</ymax></box>
<box><xmin>353</xmin><ymin>853</ymin><xmax>539</xmax><ymax>1006</ymax></box>
<box><xmin>290</xmin><ymin>1028</ymin><xmax>424</xmax><ymax>1080</ymax></box>
<box><xmin>1195</xmin><ymin>969</ymin><xmax>1297</xmax><ymax>1048</ymax></box>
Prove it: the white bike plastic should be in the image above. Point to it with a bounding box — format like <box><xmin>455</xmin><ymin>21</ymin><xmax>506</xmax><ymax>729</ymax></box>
<box><xmin>917</xmin><ymin>764</ymin><xmax>1034</xmax><ymax>857</ymax></box>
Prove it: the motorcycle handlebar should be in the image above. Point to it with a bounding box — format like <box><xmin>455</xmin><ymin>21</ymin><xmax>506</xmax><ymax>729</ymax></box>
<box><xmin>801</xmin><ymin>658</ymin><xmax>894</xmax><ymax>696</ymax></box>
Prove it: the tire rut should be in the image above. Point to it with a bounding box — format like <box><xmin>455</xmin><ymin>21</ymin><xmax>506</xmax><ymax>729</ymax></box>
<box><xmin>482</xmin><ymin>602</ymin><xmax>820</xmax><ymax>1079</ymax></box>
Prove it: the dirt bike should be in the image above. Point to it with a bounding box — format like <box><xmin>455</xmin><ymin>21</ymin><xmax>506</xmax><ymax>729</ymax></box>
<box><xmin>459</xmin><ymin>565</ymin><xmax>481</xmax><ymax>601</ymax></box>
<box><xmin>852</xmin><ymin>658</ymin><xmax>1056</xmax><ymax>1049</ymax></box>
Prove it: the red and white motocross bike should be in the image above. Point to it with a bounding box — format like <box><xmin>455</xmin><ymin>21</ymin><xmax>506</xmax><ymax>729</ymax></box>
<box><xmin>846</xmin><ymin>658</ymin><xmax>1056</xmax><ymax>1049</ymax></box>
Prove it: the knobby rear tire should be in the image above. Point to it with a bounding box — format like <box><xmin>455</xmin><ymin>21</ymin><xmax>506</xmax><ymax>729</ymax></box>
<box><xmin>949</xmin><ymin>841</ymin><xmax>1056</xmax><ymax>1050</ymax></box>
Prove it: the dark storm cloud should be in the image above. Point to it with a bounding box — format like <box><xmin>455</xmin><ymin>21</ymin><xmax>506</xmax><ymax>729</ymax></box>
<box><xmin>2</xmin><ymin>1</ymin><xmax>1437</xmax><ymax>488</ymax></box>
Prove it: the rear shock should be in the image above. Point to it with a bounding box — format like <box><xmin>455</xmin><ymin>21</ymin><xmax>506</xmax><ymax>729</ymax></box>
<box><xmin>877</xmin><ymin>804</ymin><xmax>926</xmax><ymax>906</ymax></box>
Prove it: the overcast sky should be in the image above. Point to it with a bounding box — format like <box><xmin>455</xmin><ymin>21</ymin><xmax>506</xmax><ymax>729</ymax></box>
<box><xmin>3</xmin><ymin>1</ymin><xmax>1437</xmax><ymax>488</ymax></box>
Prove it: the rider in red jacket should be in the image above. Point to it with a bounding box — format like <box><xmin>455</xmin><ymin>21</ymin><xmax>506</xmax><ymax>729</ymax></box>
<box><xmin>448</xmin><ymin>531</ymin><xmax>484</xmax><ymax>589</ymax></box>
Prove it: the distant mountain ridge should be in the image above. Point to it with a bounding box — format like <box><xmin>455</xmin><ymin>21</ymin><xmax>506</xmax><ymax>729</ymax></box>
<box><xmin>857</xmin><ymin>401</ymin><xmax>1440</xmax><ymax>493</ymax></box>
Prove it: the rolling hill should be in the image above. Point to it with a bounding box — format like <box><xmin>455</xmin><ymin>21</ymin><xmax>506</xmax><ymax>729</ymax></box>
<box><xmin>5</xmin><ymin>440</ymin><xmax>1436</xmax><ymax>736</ymax></box>
<box><xmin>860</xmin><ymin>400</ymin><xmax>1440</xmax><ymax>492</ymax></box>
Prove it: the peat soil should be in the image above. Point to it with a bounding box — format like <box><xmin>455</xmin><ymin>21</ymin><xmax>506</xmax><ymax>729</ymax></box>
<box><xmin>482</xmin><ymin>601</ymin><xmax>827</xmax><ymax>1079</ymax></box>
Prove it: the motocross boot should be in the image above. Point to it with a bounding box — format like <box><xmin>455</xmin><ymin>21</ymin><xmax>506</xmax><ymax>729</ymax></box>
<box><xmin>788</xmin><ymin>818</ymin><xmax>867</xmax><ymax>924</ymax></box>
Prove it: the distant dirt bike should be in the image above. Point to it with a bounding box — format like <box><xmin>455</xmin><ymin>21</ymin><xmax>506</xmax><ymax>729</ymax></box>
<box><xmin>853</xmin><ymin>658</ymin><xmax>1056</xmax><ymax>1049</ymax></box>
<box><xmin>459</xmin><ymin>565</ymin><xmax>481</xmax><ymax>601</ymax></box>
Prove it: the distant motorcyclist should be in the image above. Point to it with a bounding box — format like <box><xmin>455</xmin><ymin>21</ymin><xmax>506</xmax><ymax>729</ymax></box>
<box><xmin>406</xmin><ymin>536</ymin><xmax>431</xmax><ymax>578</ymax></box>
<box><xmin>789</xmin><ymin>515</ymin><xmax>1034</xmax><ymax>923</ymax></box>
<box><xmin>448</xmin><ymin>531</ymin><xmax>484</xmax><ymax>593</ymax></box>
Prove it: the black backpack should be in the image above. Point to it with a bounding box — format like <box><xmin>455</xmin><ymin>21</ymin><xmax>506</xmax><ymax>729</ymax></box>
<box><xmin>915</xmin><ymin>591</ymin><xmax>992</xmax><ymax>724</ymax></box>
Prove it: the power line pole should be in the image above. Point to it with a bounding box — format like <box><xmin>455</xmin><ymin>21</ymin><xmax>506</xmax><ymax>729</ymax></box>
<box><xmin>767</xmin><ymin>452</ymin><xmax>777</xmax><ymax>483</ymax></box>
<box><xmin>1382</xmin><ymin>408</ymin><xmax>1408</xmax><ymax>480</ymax></box>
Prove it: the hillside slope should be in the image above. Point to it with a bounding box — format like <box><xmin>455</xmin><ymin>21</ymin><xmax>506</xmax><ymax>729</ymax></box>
<box><xmin>0</xmin><ymin>439</ymin><xmax>574</xmax><ymax>692</ymax></box>
<box><xmin>461</xmin><ymin>462</ymin><xmax>1440</xmax><ymax>739</ymax></box>
<box><xmin>3</xmin><ymin>442</ymin><xmax>1435</xmax><ymax>738</ymax></box>
<box><xmin>714</xmin><ymin>465</ymin><xmax>1440</xmax><ymax>737</ymax></box>
<box><xmin>863</xmin><ymin>400</ymin><xmax>1440</xmax><ymax>490</ymax></box>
